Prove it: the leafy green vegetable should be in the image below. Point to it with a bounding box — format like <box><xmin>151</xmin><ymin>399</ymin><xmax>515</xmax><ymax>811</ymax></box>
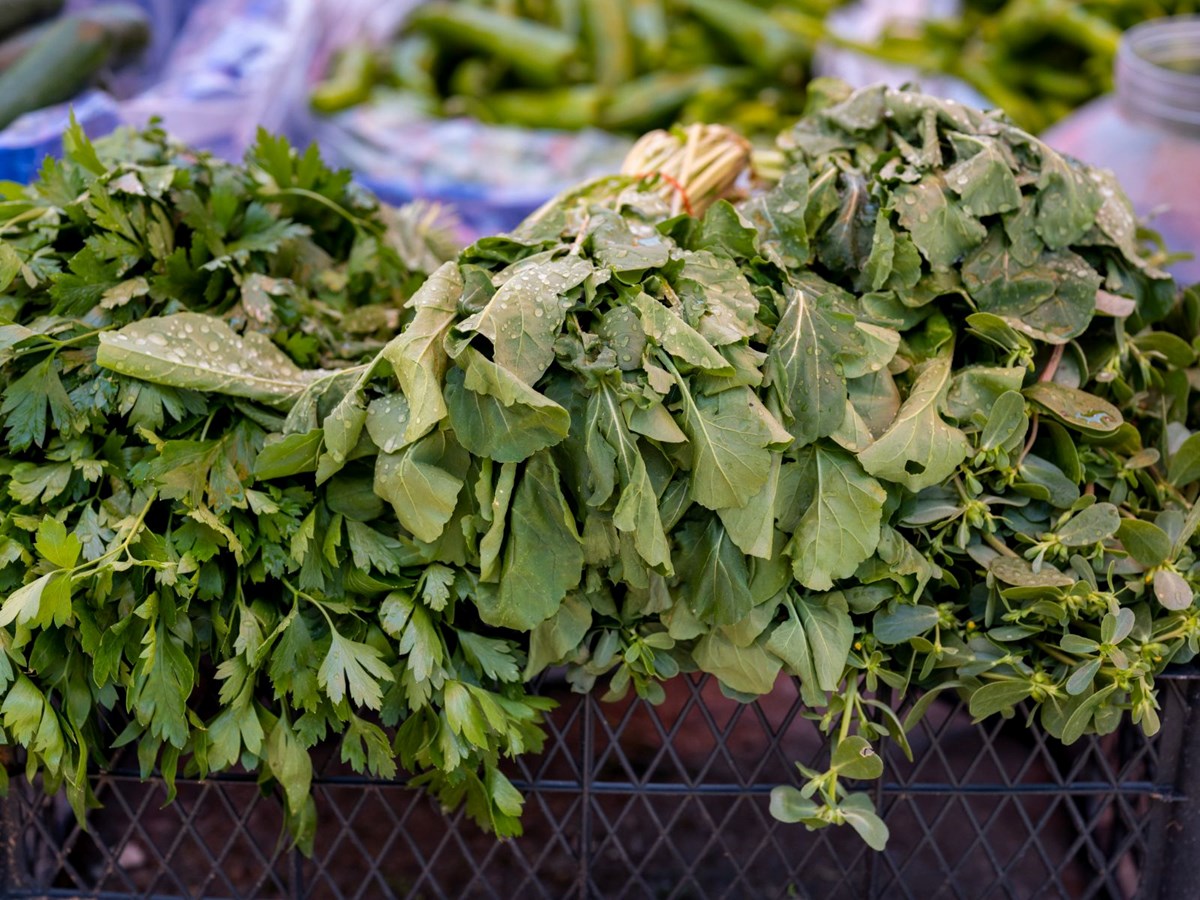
<box><xmin>1</xmin><ymin>84</ymin><xmax>1196</xmax><ymax>857</ymax></box>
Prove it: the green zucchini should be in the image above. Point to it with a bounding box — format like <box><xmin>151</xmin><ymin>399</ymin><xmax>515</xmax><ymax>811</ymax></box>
<box><xmin>0</xmin><ymin>0</ymin><xmax>63</xmax><ymax>40</ymax></box>
<box><xmin>0</xmin><ymin>17</ymin><xmax>113</xmax><ymax>130</ymax></box>
<box><xmin>0</xmin><ymin>4</ymin><xmax>148</xmax><ymax>74</ymax></box>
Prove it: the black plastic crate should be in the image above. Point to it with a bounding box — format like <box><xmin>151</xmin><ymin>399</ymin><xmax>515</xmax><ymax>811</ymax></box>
<box><xmin>3</xmin><ymin>669</ymin><xmax>1198</xmax><ymax>899</ymax></box>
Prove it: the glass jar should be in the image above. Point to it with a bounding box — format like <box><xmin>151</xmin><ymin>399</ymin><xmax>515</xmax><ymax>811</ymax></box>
<box><xmin>1044</xmin><ymin>16</ymin><xmax>1200</xmax><ymax>285</ymax></box>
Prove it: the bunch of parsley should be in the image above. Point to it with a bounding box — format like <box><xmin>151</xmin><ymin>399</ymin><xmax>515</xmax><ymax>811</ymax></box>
<box><xmin>0</xmin><ymin>122</ymin><xmax>547</xmax><ymax>848</ymax></box>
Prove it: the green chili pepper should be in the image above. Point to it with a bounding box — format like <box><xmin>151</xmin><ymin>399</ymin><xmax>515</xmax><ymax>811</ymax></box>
<box><xmin>407</xmin><ymin>2</ymin><xmax>579</xmax><ymax>87</ymax></box>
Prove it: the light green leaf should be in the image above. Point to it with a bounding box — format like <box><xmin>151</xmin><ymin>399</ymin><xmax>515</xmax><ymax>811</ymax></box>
<box><xmin>1153</xmin><ymin>569</ymin><xmax>1193</xmax><ymax>611</ymax></box>
<box><xmin>97</xmin><ymin>313</ymin><xmax>325</xmax><ymax>407</ymax></box>
<box><xmin>36</xmin><ymin>517</ymin><xmax>82</xmax><ymax>570</ymax></box>
<box><xmin>830</xmin><ymin>735</ymin><xmax>884</xmax><ymax>780</ymax></box>
<box><xmin>381</xmin><ymin>261</ymin><xmax>462</xmax><ymax>443</ymax></box>
<box><xmin>373</xmin><ymin>431</ymin><xmax>465</xmax><ymax>544</ymax></box>
<box><xmin>318</xmin><ymin>630</ymin><xmax>393</xmax><ymax>710</ymax></box>
<box><xmin>673</xmin><ymin>250</ymin><xmax>759</xmax><ymax>346</ymax></box>
<box><xmin>785</xmin><ymin>446</ymin><xmax>885</xmax><ymax>591</ymax></box>
<box><xmin>674</xmin><ymin>382</ymin><xmax>777</xmax><ymax>511</ymax></box>
<box><xmin>765</xmin><ymin>283</ymin><xmax>851</xmax><ymax>444</ymax></box>
<box><xmin>633</xmin><ymin>292</ymin><xmax>732</xmax><ymax>374</ymax></box>
<box><xmin>445</xmin><ymin>347</ymin><xmax>570</xmax><ymax>463</ymax></box>
<box><xmin>769</xmin><ymin>785</ymin><xmax>819</xmax><ymax>824</ymax></box>
<box><xmin>840</xmin><ymin>793</ymin><xmax>890</xmax><ymax>851</ymax></box>
<box><xmin>693</xmin><ymin>631</ymin><xmax>781</xmax><ymax>696</ymax></box>
<box><xmin>459</xmin><ymin>255</ymin><xmax>592</xmax><ymax>384</ymax></box>
<box><xmin>475</xmin><ymin>453</ymin><xmax>583</xmax><ymax>631</ymax></box>
<box><xmin>857</xmin><ymin>352</ymin><xmax>969</xmax><ymax>491</ymax></box>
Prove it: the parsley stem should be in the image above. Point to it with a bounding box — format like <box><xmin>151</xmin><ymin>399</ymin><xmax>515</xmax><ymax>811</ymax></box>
<box><xmin>70</xmin><ymin>493</ymin><xmax>157</xmax><ymax>580</ymax></box>
<box><xmin>261</xmin><ymin>187</ymin><xmax>371</xmax><ymax>230</ymax></box>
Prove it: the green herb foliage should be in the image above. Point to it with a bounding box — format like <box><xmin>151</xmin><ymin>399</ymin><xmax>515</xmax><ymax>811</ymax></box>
<box><xmin>2</xmin><ymin>83</ymin><xmax>1199</xmax><ymax>851</ymax></box>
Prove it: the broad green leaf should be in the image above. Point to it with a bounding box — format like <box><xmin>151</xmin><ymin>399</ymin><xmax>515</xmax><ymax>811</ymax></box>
<box><xmin>1061</xmin><ymin>683</ymin><xmax>1118</xmax><ymax>744</ymax></box>
<box><xmin>784</xmin><ymin>446</ymin><xmax>884</xmax><ymax>591</ymax></box>
<box><xmin>765</xmin><ymin>605</ymin><xmax>825</xmax><ymax>707</ymax></box>
<box><xmin>989</xmin><ymin>556</ymin><xmax>1074</xmax><ymax>588</ymax></box>
<box><xmin>633</xmin><ymin>292</ymin><xmax>732</xmax><ymax>374</ymax></box>
<box><xmin>962</xmin><ymin>232</ymin><xmax>1099</xmax><ymax>345</ymax></box>
<box><xmin>857</xmin><ymin>352</ymin><xmax>969</xmax><ymax>491</ymax></box>
<box><xmin>97</xmin><ymin>313</ymin><xmax>325</xmax><ymax>407</ymax></box>
<box><xmin>36</xmin><ymin>517</ymin><xmax>82</xmax><ymax>570</ymax></box>
<box><xmin>765</xmin><ymin>283</ymin><xmax>850</xmax><ymax>444</ymax></box>
<box><xmin>830</xmin><ymin>736</ymin><xmax>884</xmax><ymax>780</ymax></box>
<box><xmin>945</xmin><ymin>137</ymin><xmax>1021</xmax><ymax>217</ymax></box>
<box><xmin>459</xmin><ymin>255</ymin><xmax>592</xmax><ymax>384</ymax></box>
<box><xmin>381</xmin><ymin>261</ymin><xmax>462</xmax><ymax>443</ymax></box>
<box><xmin>373</xmin><ymin>431</ymin><xmax>465</xmax><ymax>544</ymax></box>
<box><xmin>678</xmin><ymin>516</ymin><xmax>754</xmax><ymax>627</ymax></box>
<box><xmin>255</xmin><ymin>431</ymin><xmax>323</xmax><ymax>480</ymax></box>
<box><xmin>475</xmin><ymin>452</ymin><xmax>583</xmax><ymax>631</ymax></box>
<box><xmin>589</xmin><ymin>209</ymin><xmax>671</xmax><ymax>273</ymax></box>
<box><xmin>673</xmin><ymin>250</ymin><xmax>759</xmax><ymax>346</ymax></box>
<box><xmin>445</xmin><ymin>347</ymin><xmax>571</xmax><ymax>463</ymax></box>
<box><xmin>365</xmin><ymin>394</ymin><xmax>412</xmax><ymax>454</ymax></box>
<box><xmin>840</xmin><ymin>793</ymin><xmax>890</xmax><ymax>851</ymax></box>
<box><xmin>742</xmin><ymin>165</ymin><xmax>811</xmax><ymax>268</ymax></box>
<box><xmin>1024</xmin><ymin>382</ymin><xmax>1123</xmax><ymax>436</ymax></box>
<box><xmin>718</xmin><ymin>455</ymin><xmax>779</xmax><ymax>559</ymax></box>
<box><xmin>795</xmin><ymin>596</ymin><xmax>853</xmax><ymax>692</ymax></box>
<box><xmin>893</xmin><ymin>174</ymin><xmax>986</xmax><ymax>271</ymax></box>
<box><xmin>969</xmin><ymin>680</ymin><xmax>1033</xmax><ymax>719</ymax></box>
<box><xmin>1066</xmin><ymin>658</ymin><xmax>1102</xmax><ymax>696</ymax></box>
<box><xmin>588</xmin><ymin>384</ymin><xmax>671</xmax><ymax>571</ymax></box>
<box><xmin>693</xmin><ymin>631</ymin><xmax>781</xmax><ymax>696</ymax></box>
<box><xmin>1035</xmin><ymin>150</ymin><xmax>1103</xmax><ymax>250</ymax></box>
<box><xmin>673</xmin><ymin>382</ymin><xmax>779</xmax><ymax>511</ymax></box>
<box><xmin>525</xmin><ymin>595</ymin><xmax>592</xmax><ymax>678</ymax></box>
<box><xmin>267</xmin><ymin>720</ymin><xmax>313</xmax><ymax>812</ymax></box>
<box><xmin>980</xmin><ymin>390</ymin><xmax>1027</xmax><ymax>451</ymax></box>
<box><xmin>769</xmin><ymin>785</ymin><xmax>819</xmax><ymax>824</ymax></box>
<box><xmin>1168</xmin><ymin>433</ymin><xmax>1200</xmax><ymax>487</ymax></box>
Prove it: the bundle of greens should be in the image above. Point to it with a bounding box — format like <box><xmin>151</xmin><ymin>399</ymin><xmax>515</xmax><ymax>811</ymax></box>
<box><xmin>1</xmin><ymin>82</ymin><xmax>1196</xmax><ymax>852</ymax></box>
<box><xmin>0</xmin><ymin>122</ymin><xmax>495</xmax><ymax>844</ymax></box>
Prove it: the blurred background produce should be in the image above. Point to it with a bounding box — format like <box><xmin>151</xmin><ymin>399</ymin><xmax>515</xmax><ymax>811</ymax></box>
<box><xmin>1045</xmin><ymin>15</ymin><xmax>1200</xmax><ymax>282</ymax></box>
<box><xmin>836</xmin><ymin>0</ymin><xmax>1198</xmax><ymax>133</ymax></box>
<box><xmin>311</xmin><ymin>0</ymin><xmax>842</xmax><ymax>139</ymax></box>
<box><xmin>0</xmin><ymin>0</ymin><xmax>150</xmax><ymax>129</ymax></box>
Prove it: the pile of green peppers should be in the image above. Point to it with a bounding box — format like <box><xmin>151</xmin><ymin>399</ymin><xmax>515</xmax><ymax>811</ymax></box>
<box><xmin>311</xmin><ymin>0</ymin><xmax>840</xmax><ymax>137</ymax></box>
